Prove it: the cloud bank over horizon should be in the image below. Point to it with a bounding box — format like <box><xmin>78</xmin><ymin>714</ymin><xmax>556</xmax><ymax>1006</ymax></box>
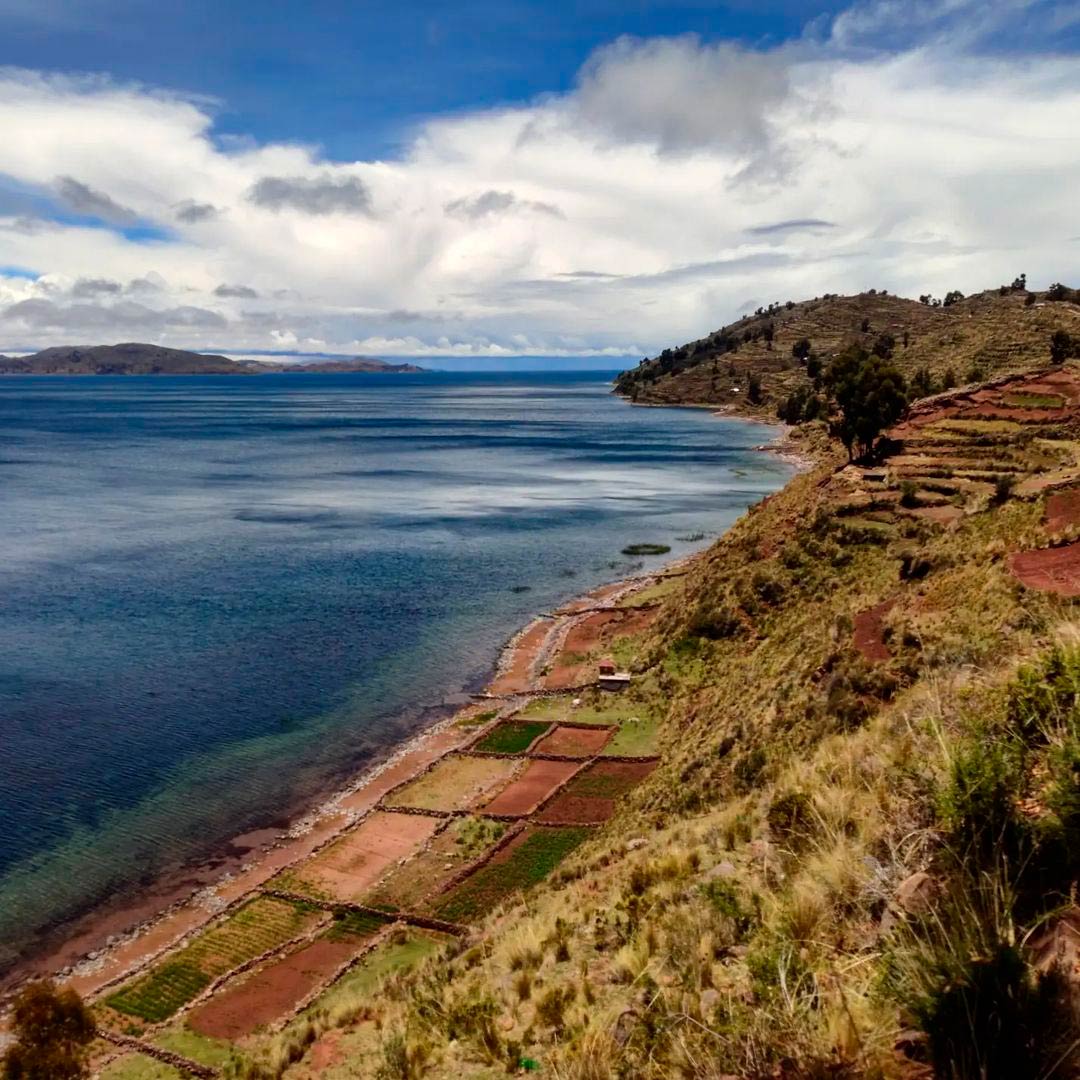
<box><xmin>0</xmin><ymin>0</ymin><xmax>1078</xmax><ymax>359</ymax></box>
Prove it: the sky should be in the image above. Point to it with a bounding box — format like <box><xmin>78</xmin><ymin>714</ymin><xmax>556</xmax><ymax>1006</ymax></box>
<box><xmin>0</xmin><ymin>0</ymin><xmax>1078</xmax><ymax>365</ymax></box>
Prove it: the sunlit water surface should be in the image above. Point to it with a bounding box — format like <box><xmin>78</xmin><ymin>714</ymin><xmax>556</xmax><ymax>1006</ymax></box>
<box><xmin>0</xmin><ymin>372</ymin><xmax>793</xmax><ymax>970</ymax></box>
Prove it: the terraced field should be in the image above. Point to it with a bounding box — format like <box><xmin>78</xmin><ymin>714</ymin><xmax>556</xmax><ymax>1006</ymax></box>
<box><xmin>428</xmin><ymin>826</ymin><xmax>593</xmax><ymax>923</ymax></box>
<box><xmin>103</xmin><ymin>897</ymin><xmax>323</xmax><ymax>1024</ymax></box>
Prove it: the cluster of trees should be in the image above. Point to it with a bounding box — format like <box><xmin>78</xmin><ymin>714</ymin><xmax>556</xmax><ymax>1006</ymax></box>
<box><xmin>911</xmin><ymin>365</ymin><xmax>957</xmax><ymax>398</ymax></box>
<box><xmin>919</xmin><ymin>290</ymin><xmax>965</xmax><ymax>307</ymax></box>
<box><xmin>1047</xmin><ymin>283</ymin><xmax>1080</xmax><ymax>303</ymax></box>
<box><xmin>776</xmin><ymin>386</ymin><xmax>826</xmax><ymax>424</ymax></box>
<box><xmin>2</xmin><ymin>982</ymin><xmax>94</xmax><ymax>1079</ymax></box>
<box><xmin>998</xmin><ymin>273</ymin><xmax>1027</xmax><ymax>295</ymax></box>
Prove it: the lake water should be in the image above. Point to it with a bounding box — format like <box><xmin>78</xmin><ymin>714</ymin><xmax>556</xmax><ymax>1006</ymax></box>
<box><xmin>0</xmin><ymin>372</ymin><xmax>792</xmax><ymax>973</ymax></box>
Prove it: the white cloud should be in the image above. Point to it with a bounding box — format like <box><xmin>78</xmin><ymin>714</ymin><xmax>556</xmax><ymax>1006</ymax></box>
<box><xmin>0</xmin><ymin>4</ymin><xmax>1077</xmax><ymax>357</ymax></box>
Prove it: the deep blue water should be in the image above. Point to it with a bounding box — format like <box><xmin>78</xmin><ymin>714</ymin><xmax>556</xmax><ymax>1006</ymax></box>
<box><xmin>0</xmin><ymin>372</ymin><xmax>792</xmax><ymax>970</ymax></box>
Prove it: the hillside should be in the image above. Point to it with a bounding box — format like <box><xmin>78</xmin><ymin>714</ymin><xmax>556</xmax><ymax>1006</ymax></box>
<box><xmin>0</xmin><ymin>344</ymin><xmax>253</xmax><ymax>375</ymax></box>
<box><xmin>79</xmin><ymin>349</ymin><xmax>1080</xmax><ymax>1078</ymax></box>
<box><xmin>0</xmin><ymin>344</ymin><xmax>426</xmax><ymax>375</ymax></box>
<box><xmin>614</xmin><ymin>283</ymin><xmax>1080</xmax><ymax>422</ymax></box>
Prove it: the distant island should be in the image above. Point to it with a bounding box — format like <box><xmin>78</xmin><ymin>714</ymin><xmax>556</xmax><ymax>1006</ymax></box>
<box><xmin>0</xmin><ymin>343</ymin><xmax>425</xmax><ymax>375</ymax></box>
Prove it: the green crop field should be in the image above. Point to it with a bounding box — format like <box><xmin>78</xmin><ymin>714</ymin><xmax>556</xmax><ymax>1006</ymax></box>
<box><xmin>431</xmin><ymin>827</ymin><xmax>591</xmax><ymax>923</ymax></box>
<box><xmin>473</xmin><ymin>719</ymin><xmax>550</xmax><ymax>753</ymax></box>
<box><xmin>105</xmin><ymin>897</ymin><xmax>321</xmax><ymax>1023</ymax></box>
<box><xmin>324</xmin><ymin>909</ymin><xmax>393</xmax><ymax>941</ymax></box>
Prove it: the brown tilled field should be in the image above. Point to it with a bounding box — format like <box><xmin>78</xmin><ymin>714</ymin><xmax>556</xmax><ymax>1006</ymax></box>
<box><xmin>481</xmin><ymin>759</ymin><xmax>582</xmax><ymax>816</ymax></box>
<box><xmin>189</xmin><ymin>936</ymin><xmax>361</xmax><ymax>1039</ymax></box>
<box><xmin>531</xmin><ymin>724</ymin><xmax>613</xmax><ymax>757</ymax></box>
<box><xmin>277</xmin><ymin>812</ymin><xmax>440</xmax><ymax>902</ymax></box>
<box><xmin>384</xmin><ymin>755</ymin><xmax>521</xmax><ymax>813</ymax></box>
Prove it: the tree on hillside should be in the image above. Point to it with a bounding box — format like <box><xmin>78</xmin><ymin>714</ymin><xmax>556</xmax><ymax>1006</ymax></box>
<box><xmin>1051</xmin><ymin>330</ymin><xmax>1076</xmax><ymax>365</ymax></box>
<box><xmin>792</xmin><ymin>337</ymin><xmax>812</xmax><ymax>362</ymax></box>
<box><xmin>943</xmin><ymin>290</ymin><xmax>965</xmax><ymax>307</ymax></box>
<box><xmin>747</xmin><ymin>372</ymin><xmax>763</xmax><ymax>404</ymax></box>
<box><xmin>1</xmin><ymin>981</ymin><xmax>95</xmax><ymax>1080</ymax></box>
<box><xmin>824</xmin><ymin>346</ymin><xmax>909</xmax><ymax>459</ymax></box>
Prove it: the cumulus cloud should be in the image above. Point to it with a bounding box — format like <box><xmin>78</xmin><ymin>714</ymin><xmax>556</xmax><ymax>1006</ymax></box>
<box><xmin>54</xmin><ymin>176</ymin><xmax>138</xmax><ymax>225</ymax></box>
<box><xmin>214</xmin><ymin>283</ymin><xmax>258</xmax><ymax>299</ymax></box>
<box><xmin>573</xmin><ymin>35</ymin><xmax>793</xmax><ymax>158</ymax></box>
<box><xmin>173</xmin><ymin>199</ymin><xmax>219</xmax><ymax>223</ymax></box>
<box><xmin>0</xmin><ymin>3</ymin><xmax>1075</xmax><ymax>357</ymax></box>
<box><xmin>247</xmin><ymin>174</ymin><xmax>372</xmax><ymax>215</ymax></box>
<box><xmin>70</xmin><ymin>277</ymin><xmax>121</xmax><ymax>297</ymax></box>
<box><xmin>444</xmin><ymin>190</ymin><xmax>563</xmax><ymax>220</ymax></box>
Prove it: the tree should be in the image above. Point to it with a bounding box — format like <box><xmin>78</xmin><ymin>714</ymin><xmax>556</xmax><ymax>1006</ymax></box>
<box><xmin>872</xmin><ymin>333</ymin><xmax>896</xmax><ymax>360</ymax></box>
<box><xmin>911</xmin><ymin>366</ymin><xmax>936</xmax><ymax>398</ymax></box>
<box><xmin>1</xmin><ymin>981</ymin><xmax>95</xmax><ymax>1080</ymax></box>
<box><xmin>824</xmin><ymin>346</ymin><xmax>908</xmax><ymax>459</ymax></box>
<box><xmin>943</xmin><ymin>289</ymin><xmax>965</xmax><ymax>307</ymax></box>
<box><xmin>747</xmin><ymin>373</ymin><xmax>763</xmax><ymax>404</ymax></box>
<box><xmin>1051</xmin><ymin>330</ymin><xmax>1075</xmax><ymax>365</ymax></box>
<box><xmin>792</xmin><ymin>337</ymin><xmax>812</xmax><ymax>362</ymax></box>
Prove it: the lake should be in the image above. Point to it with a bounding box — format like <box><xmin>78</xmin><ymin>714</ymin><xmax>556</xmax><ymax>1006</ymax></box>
<box><xmin>0</xmin><ymin>371</ymin><xmax>792</xmax><ymax>973</ymax></box>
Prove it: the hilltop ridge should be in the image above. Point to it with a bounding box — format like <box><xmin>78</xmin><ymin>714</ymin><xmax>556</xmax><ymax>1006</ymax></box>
<box><xmin>615</xmin><ymin>282</ymin><xmax>1080</xmax><ymax>421</ymax></box>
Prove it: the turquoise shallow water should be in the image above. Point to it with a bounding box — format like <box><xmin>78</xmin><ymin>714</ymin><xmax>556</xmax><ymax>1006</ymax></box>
<box><xmin>0</xmin><ymin>371</ymin><xmax>792</xmax><ymax>972</ymax></box>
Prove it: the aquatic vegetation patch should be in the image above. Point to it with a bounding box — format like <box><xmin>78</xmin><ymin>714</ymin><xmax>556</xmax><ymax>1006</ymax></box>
<box><xmin>621</xmin><ymin>543</ymin><xmax>672</xmax><ymax>556</ymax></box>
<box><xmin>430</xmin><ymin>826</ymin><xmax>592</xmax><ymax>923</ymax></box>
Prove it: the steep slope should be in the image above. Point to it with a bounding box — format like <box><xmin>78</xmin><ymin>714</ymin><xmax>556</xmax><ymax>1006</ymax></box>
<box><xmin>614</xmin><ymin>285</ymin><xmax>1080</xmax><ymax>420</ymax></box>
<box><xmin>149</xmin><ymin>362</ymin><xmax>1080</xmax><ymax>1079</ymax></box>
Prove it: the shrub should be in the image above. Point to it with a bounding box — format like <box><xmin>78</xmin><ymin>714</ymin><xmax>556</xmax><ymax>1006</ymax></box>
<box><xmin>991</xmin><ymin>474</ymin><xmax>1015</xmax><ymax>505</ymax></box>
<box><xmin>900</xmin><ymin>480</ymin><xmax>919</xmax><ymax>508</ymax></box>
<box><xmin>687</xmin><ymin>600</ymin><xmax>741</xmax><ymax>641</ymax></box>
<box><xmin>883</xmin><ymin>876</ymin><xmax>1077</xmax><ymax>1080</ymax></box>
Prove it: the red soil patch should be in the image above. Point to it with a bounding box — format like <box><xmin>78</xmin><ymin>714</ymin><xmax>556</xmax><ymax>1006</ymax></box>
<box><xmin>853</xmin><ymin>600</ymin><xmax>895</xmax><ymax>663</ymax></box>
<box><xmin>490</xmin><ymin>619</ymin><xmax>552</xmax><ymax>695</ymax></box>
<box><xmin>289</xmin><ymin>812</ymin><xmax>440</xmax><ymax>901</ymax></box>
<box><xmin>905</xmin><ymin>505</ymin><xmax>964</xmax><ymax>525</ymax></box>
<box><xmin>1047</xmin><ymin>487</ymin><xmax>1080</xmax><ymax>532</ymax></box>
<box><xmin>481</xmin><ymin>760</ymin><xmax>582</xmax><ymax>816</ymax></box>
<box><xmin>535</xmin><ymin>793</ymin><xmax>616</xmax><ymax>824</ymax></box>
<box><xmin>189</xmin><ymin>936</ymin><xmax>358</xmax><ymax>1039</ymax></box>
<box><xmin>537</xmin><ymin>759</ymin><xmax>656</xmax><ymax>822</ymax></box>
<box><xmin>544</xmin><ymin>607</ymin><xmax>657</xmax><ymax>690</ymax></box>
<box><xmin>1011</xmin><ymin>543</ymin><xmax>1080</xmax><ymax>597</ymax></box>
<box><xmin>531</xmin><ymin>724</ymin><xmax>613</xmax><ymax>758</ymax></box>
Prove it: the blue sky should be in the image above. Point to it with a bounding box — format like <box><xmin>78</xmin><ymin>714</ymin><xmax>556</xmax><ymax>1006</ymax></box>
<box><xmin>0</xmin><ymin>0</ymin><xmax>1077</xmax><ymax>364</ymax></box>
<box><xmin>0</xmin><ymin>1</ymin><xmax>851</xmax><ymax>160</ymax></box>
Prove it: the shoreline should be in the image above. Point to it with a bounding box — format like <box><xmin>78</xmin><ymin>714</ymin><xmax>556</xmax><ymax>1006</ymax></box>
<box><xmin>1</xmin><ymin>405</ymin><xmax>804</xmax><ymax>1013</ymax></box>
<box><xmin>0</xmin><ymin>553</ymin><xmax>701</xmax><ymax>1010</ymax></box>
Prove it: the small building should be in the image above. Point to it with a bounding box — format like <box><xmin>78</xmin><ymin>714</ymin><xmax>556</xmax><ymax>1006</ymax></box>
<box><xmin>597</xmin><ymin>657</ymin><xmax>631</xmax><ymax>690</ymax></box>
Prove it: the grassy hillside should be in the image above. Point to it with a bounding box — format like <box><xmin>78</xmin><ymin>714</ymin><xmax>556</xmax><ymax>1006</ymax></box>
<box><xmin>614</xmin><ymin>284</ymin><xmax>1080</xmax><ymax>422</ymax></box>
<box><xmin>82</xmin><ymin>297</ymin><xmax>1080</xmax><ymax>1079</ymax></box>
<box><xmin>180</xmin><ymin>355</ymin><xmax>1080</xmax><ymax>1079</ymax></box>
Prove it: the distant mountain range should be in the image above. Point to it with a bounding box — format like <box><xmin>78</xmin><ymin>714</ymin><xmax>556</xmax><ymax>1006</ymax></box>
<box><xmin>0</xmin><ymin>343</ymin><xmax>425</xmax><ymax>375</ymax></box>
